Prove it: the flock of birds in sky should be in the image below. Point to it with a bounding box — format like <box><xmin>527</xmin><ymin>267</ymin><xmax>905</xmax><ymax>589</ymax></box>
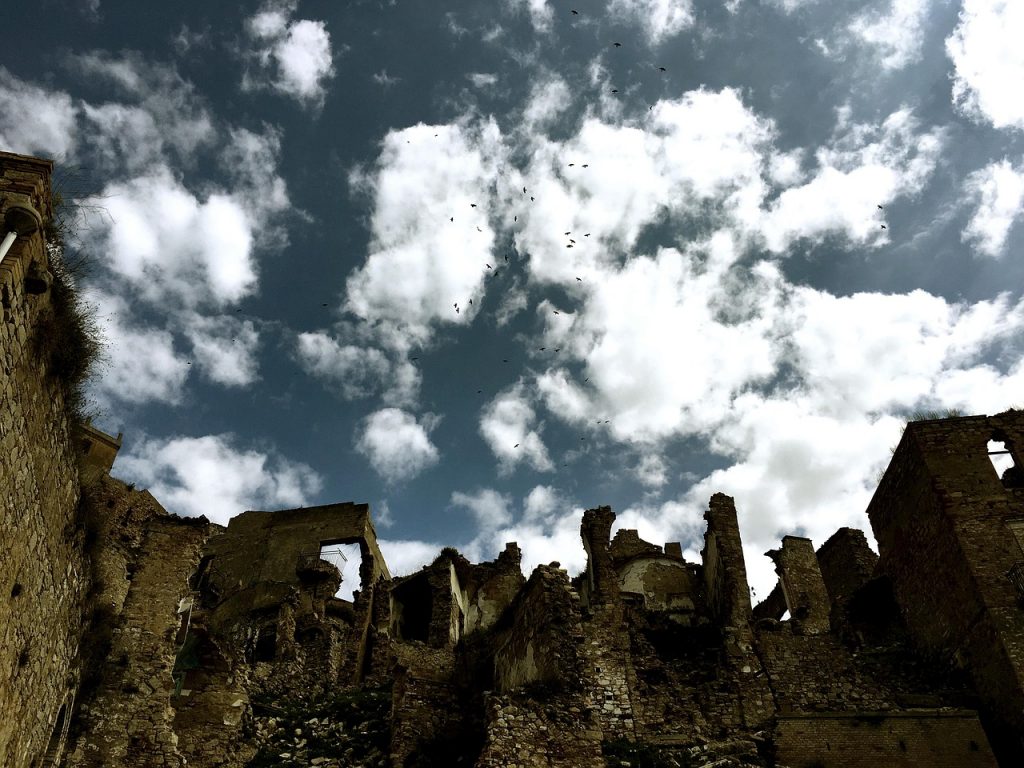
<box><xmin>395</xmin><ymin>9</ymin><xmax>894</xmax><ymax>455</ymax></box>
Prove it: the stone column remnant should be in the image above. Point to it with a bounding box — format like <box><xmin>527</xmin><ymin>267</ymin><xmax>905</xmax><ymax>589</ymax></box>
<box><xmin>765</xmin><ymin>536</ymin><xmax>831</xmax><ymax>635</ymax></box>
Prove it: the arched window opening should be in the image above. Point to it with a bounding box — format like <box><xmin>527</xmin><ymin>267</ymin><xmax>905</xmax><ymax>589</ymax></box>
<box><xmin>41</xmin><ymin>695</ymin><xmax>72</xmax><ymax>767</ymax></box>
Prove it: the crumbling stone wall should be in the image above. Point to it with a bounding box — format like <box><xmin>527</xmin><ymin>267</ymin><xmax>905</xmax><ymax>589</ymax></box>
<box><xmin>868</xmin><ymin>412</ymin><xmax>1024</xmax><ymax>763</ymax></box>
<box><xmin>766</xmin><ymin>536</ymin><xmax>832</xmax><ymax>635</ymax></box>
<box><xmin>64</xmin><ymin>515</ymin><xmax>214</xmax><ymax>767</ymax></box>
<box><xmin>775</xmin><ymin>710</ymin><xmax>998</xmax><ymax>767</ymax></box>
<box><xmin>0</xmin><ymin>152</ymin><xmax>87</xmax><ymax>768</ymax></box>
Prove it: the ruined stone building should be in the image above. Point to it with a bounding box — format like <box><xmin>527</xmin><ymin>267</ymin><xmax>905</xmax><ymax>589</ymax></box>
<box><xmin>3</xmin><ymin>149</ymin><xmax>1024</xmax><ymax>767</ymax></box>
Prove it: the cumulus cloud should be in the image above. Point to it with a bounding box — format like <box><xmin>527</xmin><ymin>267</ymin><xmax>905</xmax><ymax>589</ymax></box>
<box><xmin>947</xmin><ymin>0</ymin><xmax>1024</xmax><ymax>130</ymax></box>
<box><xmin>961</xmin><ymin>158</ymin><xmax>1024</xmax><ymax>257</ymax></box>
<box><xmin>507</xmin><ymin>0</ymin><xmax>553</xmax><ymax>32</ymax></box>
<box><xmin>608</xmin><ymin>0</ymin><xmax>694</xmax><ymax>45</ymax></box>
<box><xmin>295</xmin><ymin>331</ymin><xmax>419</xmax><ymax>406</ymax></box>
<box><xmin>0</xmin><ymin>68</ymin><xmax>77</xmax><ymax>158</ymax></box>
<box><xmin>84</xmin><ymin>168</ymin><xmax>258</xmax><ymax>307</ymax></box>
<box><xmin>479</xmin><ymin>384</ymin><xmax>554</xmax><ymax>473</ymax></box>
<box><xmin>377</xmin><ymin>539</ymin><xmax>444</xmax><ymax>577</ymax></box>
<box><xmin>848</xmin><ymin>0</ymin><xmax>932</xmax><ymax>70</ymax></box>
<box><xmin>452</xmin><ymin>488</ymin><xmax>514</xmax><ymax>531</ymax></box>
<box><xmin>69</xmin><ymin>51</ymin><xmax>215</xmax><ymax>162</ymax></box>
<box><xmin>759</xmin><ymin>108</ymin><xmax>944</xmax><ymax>251</ymax></box>
<box><xmin>243</xmin><ymin>0</ymin><xmax>335</xmax><ymax>107</ymax></box>
<box><xmin>183</xmin><ymin>313</ymin><xmax>261</xmax><ymax>386</ymax></box>
<box><xmin>83</xmin><ymin>289</ymin><xmax>188</xmax><ymax>407</ymax></box>
<box><xmin>115</xmin><ymin>434</ymin><xmax>322</xmax><ymax>525</ymax></box>
<box><xmin>345</xmin><ymin>121</ymin><xmax>505</xmax><ymax>346</ymax></box>
<box><xmin>355</xmin><ymin>408</ymin><xmax>440</xmax><ymax>483</ymax></box>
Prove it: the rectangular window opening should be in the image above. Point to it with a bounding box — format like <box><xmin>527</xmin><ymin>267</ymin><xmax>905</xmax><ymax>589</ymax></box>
<box><xmin>320</xmin><ymin>542</ymin><xmax>362</xmax><ymax>601</ymax></box>
<box><xmin>987</xmin><ymin>440</ymin><xmax>1017</xmax><ymax>481</ymax></box>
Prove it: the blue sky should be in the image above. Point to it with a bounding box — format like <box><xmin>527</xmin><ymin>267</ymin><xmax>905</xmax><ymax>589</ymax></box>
<box><xmin>3</xmin><ymin>0</ymin><xmax>1023</xmax><ymax>595</ymax></box>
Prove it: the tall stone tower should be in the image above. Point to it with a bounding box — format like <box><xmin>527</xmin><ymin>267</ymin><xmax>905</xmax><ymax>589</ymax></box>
<box><xmin>0</xmin><ymin>151</ymin><xmax>87</xmax><ymax>768</ymax></box>
<box><xmin>868</xmin><ymin>411</ymin><xmax>1024</xmax><ymax>763</ymax></box>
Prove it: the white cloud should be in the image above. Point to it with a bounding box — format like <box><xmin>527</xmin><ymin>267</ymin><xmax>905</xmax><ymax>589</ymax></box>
<box><xmin>608</xmin><ymin>0</ymin><xmax>695</xmax><ymax>45</ymax></box>
<box><xmin>479</xmin><ymin>384</ymin><xmax>554</xmax><ymax>473</ymax></box>
<box><xmin>243</xmin><ymin>0</ymin><xmax>335</xmax><ymax>107</ymax></box>
<box><xmin>183</xmin><ymin>313</ymin><xmax>261</xmax><ymax>387</ymax></box>
<box><xmin>295</xmin><ymin>331</ymin><xmax>419</xmax><ymax>405</ymax></box>
<box><xmin>377</xmin><ymin>539</ymin><xmax>444</xmax><ymax>577</ymax></box>
<box><xmin>508</xmin><ymin>0</ymin><xmax>553</xmax><ymax>33</ymax></box>
<box><xmin>537</xmin><ymin>238</ymin><xmax>785</xmax><ymax>443</ymax></box>
<box><xmin>86</xmin><ymin>290</ymin><xmax>190</xmax><ymax>406</ymax></box>
<box><xmin>373</xmin><ymin>69</ymin><xmax>401</xmax><ymax>88</ymax></box>
<box><xmin>69</xmin><ymin>51</ymin><xmax>215</xmax><ymax>161</ymax></box>
<box><xmin>961</xmin><ymin>158</ymin><xmax>1024</xmax><ymax>257</ymax></box>
<box><xmin>467</xmin><ymin>72</ymin><xmax>498</xmax><ymax>88</ymax></box>
<box><xmin>452</xmin><ymin>488</ymin><xmax>514</xmax><ymax>531</ymax></box>
<box><xmin>0</xmin><ymin>68</ymin><xmax>77</xmax><ymax>158</ymax></box>
<box><xmin>759</xmin><ymin>108</ymin><xmax>944</xmax><ymax>251</ymax></box>
<box><xmin>345</xmin><ymin>120</ymin><xmax>505</xmax><ymax>346</ymax></box>
<box><xmin>848</xmin><ymin>0</ymin><xmax>932</xmax><ymax>70</ymax></box>
<box><xmin>521</xmin><ymin>76</ymin><xmax>570</xmax><ymax>131</ymax></box>
<box><xmin>635</xmin><ymin>454</ymin><xmax>669</xmax><ymax>488</ymax></box>
<box><xmin>355</xmin><ymin>408</ymin><xmax>440</xmax><ymax>483</ymax></box>
<box><xmin>84</xmin><ymin>168</ymin><xmax>257</xmax><ymax>307</ymax></box>
<box><xmin>947</xmin><ymin>0</ymin><xmax>1024</xmax><ymax>130</ymax></box>
<box><xmin>115</xmin><ymin>434</ymin><xmax>322</xmax><ymax>525</ymax></box>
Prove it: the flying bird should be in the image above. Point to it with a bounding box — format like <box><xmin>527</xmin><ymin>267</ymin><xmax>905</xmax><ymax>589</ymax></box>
<box><xmin>411</xmin><ymin>356</ymin><xmax>419</xmax><ymax>360</ymax></box>
<box><xmin>470</xmin><ymin>203</ymin><xmax>477</xmax><ymax>207</ymax></box>
<box><xmin>478</xmin><ymin>390</ymin><xmax>483</xmax><ymax>393</ymax></box>
<box><xmin>450</xmin><ymin>217</ymin><xmax>454</xmax><ymax>222</ymax></box>
<box><xmin>576</xmin><ymin>276</ymin><xmax>582</xmax><ymax>281</ymax></box>
<box><xmin>567</xmin><ymin>244</ymin><xmax>574</xmax><ymax>248</ymax></box>
<box><xmin>877</xmin><ymin>204</ymin><xmax>884</xmax><ymax>209</ymax></box>
<box><xmin>523</xmin><ymin>186</ymin><xmax>527</xmax><ymax>193</ymax></box>
<box><xmin>514</xmin><ymin>215</ymin><xmax>518</xmax><ymax>222</ymax></box>
<box><xmin>504</xmin><ymin>255</ymin><xmax>508</xmax><ymax>262</ymax></box>
<box><xmin>321</xmin><ymin>303</ymin><xmax>328</xmax><ymax>307</ymax></box>
<box><xmin>568</xmin><ymin>163</ymin><xmax>575</xmax><ymax>167</ymax></box>
<box><xmin>658</xmin><ymin>66</ymin><xmax>666</xmax><ymax>72</ymax></box>
<box><xmin>564</xmin><ymin>231</ymin><xmax>571</xmax><ymax>235</ymax></box>
<box><xmin>553</xmin><ymin>310</ymin><xmax>560</xmax><ymax>314</ymax></box>
<box><xmin>486</xmin><ymin>264</ymin><xmax>493</xmax><ymax>269</ymax></box>
<box><xmin>582</xmin><ymin>164</ymin><xmax>589</xmax><ymax>168</ymax></box>
<box><xmin>531</xmin><ymin>196</ymin><xmax>535</xmax><ymax>201</ymax></box>
<box><xmin>456</xmin><ymin>307</ymin><xmax>460</xmax><ymax>313</ymax></box>
<box><xmin>613</xmin><ymin>42</ymin><xmax>622</xmax><ymax>47</ymax></box>
<box><xmin>611</xmin><ymin>89</ymin><xmax>619</xmax><ymax>94</ymax></box>
<box><xmin>569</xmin><ymin>239</ymin><xmax>576</xmax><ymax>244</ymax></box>
<box><xmin>514</xmin><ymin>443</ymin><xmax>520</xmax><ymax>447</ymax></box>
<box><xmin>540</xmin><ymin>347</ymin><xmax>546</xmax><ymax>350</ymax></box>
<box><xmin>584</xmin><ymin>233</ymin><xmax>591</xmax><ymax>236</ymax></box>
<box><xmin>880</xmin><ymin>224</ymin><xmax>887</xmax><ymax>229</ymax></box>
<box><xmin>469</xmin><ymin>299</ymin><xmax>473</xmax><ymax>304</ymax></box>
<box><xmin>571</xmin><ymin>9</ymin><xmax>578</xmax><ymax>13</ymax></box>
<box><xmin>503</xmin><ymin>359</ymin><xmax>509</xmax><ymax>363</ymax></box>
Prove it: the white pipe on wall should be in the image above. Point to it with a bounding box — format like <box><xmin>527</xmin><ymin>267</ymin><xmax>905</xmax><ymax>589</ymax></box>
<box><xmin>0</xmin><ymin>231</ymin><xmax>16</xmax><ymax>263</ymax></box>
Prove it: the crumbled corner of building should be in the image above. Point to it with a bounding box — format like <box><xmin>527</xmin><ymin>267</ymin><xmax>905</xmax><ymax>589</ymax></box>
<box><xmin>4</xmin><ymin>149</ymin><xmax>1024</xmax><ymax>767</ymax></box>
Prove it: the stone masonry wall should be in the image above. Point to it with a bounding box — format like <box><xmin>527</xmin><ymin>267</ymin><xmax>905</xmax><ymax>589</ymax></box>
<box><xmin>65</xmin><ymin>515</ymin><xmax>213</xmax><ymax>767</ymax></box>
<box><xmin>0</xmin><ymin>153</ymin><xmax>87</xmax><ymax>768</ymax></box>
<box><xmin>775</xmin><ymin>711</ymin><xmax>998</xmax><ymax>767</ymax></box>
<box><xmin>869</xmin><ymin>413</ymin><xmax>1024</xmax><ymax>762</ymax></box>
